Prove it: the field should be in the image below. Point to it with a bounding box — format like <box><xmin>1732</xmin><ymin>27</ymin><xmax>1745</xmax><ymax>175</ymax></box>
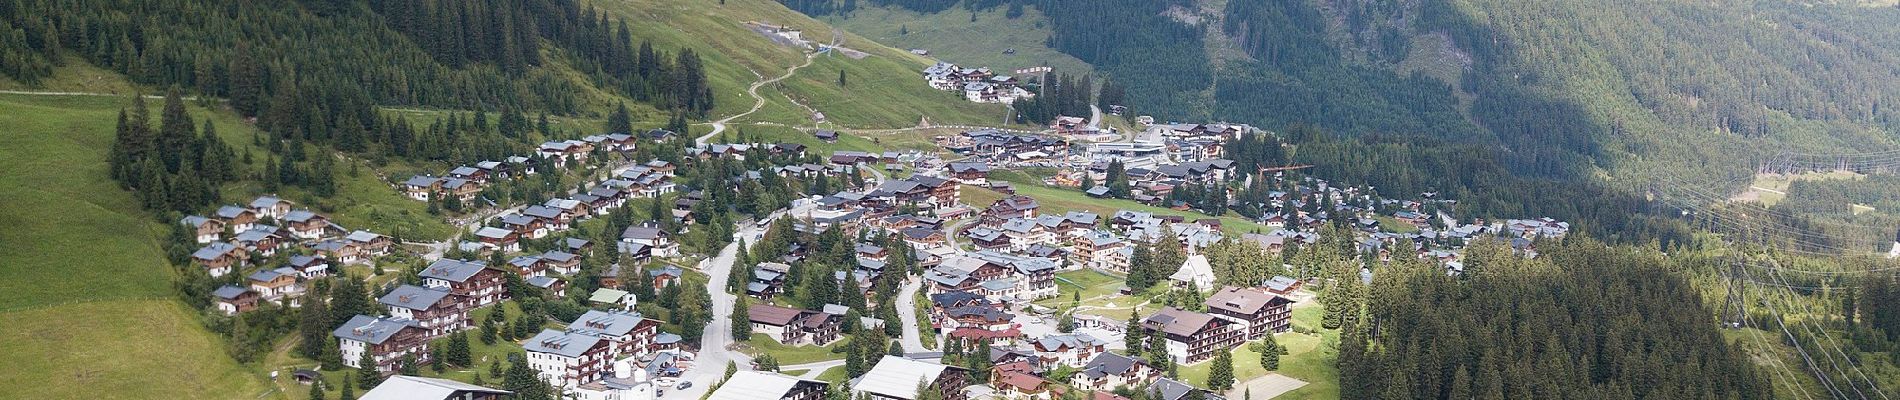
<box><xmin>588</xmin><ymin>0</ymin><xmax>1008</xmax><ymax>128</ymax></box>
<box><xmin>959</xmin><ymin>183</ymin><xmax>1272</xmax><ymax>236</ymax></box>
<box><xmin>1737</xmin><ymin>171</ymin><xmax>1864</xmax><ymax>207</ymax></box>
<box><xmin>737</xmin><ymin>333</ymin><xmax>846</xmax><ymax>365</ymax></box>
<box><xmin>0</xmin><ymin>300</ymin><xmax>270</xmax><ymax>399</ymax></box>
<box><xmin>1036</xmin><ymin>269</ymin><xmax>1126</xmax><ymax>308</ymax></box>
<box><xmin>824</xmin><ymin>5</ymin><xmax>1095</xmax><ymax>76</ymax></box>
<box><xmin>1176</xmin><ymin>303</ymin><xmax>1339</xmax><ymax>400</ymax></box>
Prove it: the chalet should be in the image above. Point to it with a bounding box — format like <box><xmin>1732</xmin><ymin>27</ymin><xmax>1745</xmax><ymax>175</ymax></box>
<box><xmin>287</xmin><ymin>255</ymin><xmax>330</xmax><ymax>278</ymax></box>
<box><xmin>946</xmin><ymin>162</ymin><xmax>993</xmax><ymax>185</ymax></box>
<box><xmin>1052</xmin><ymin>116</ymin><xmax>1087</xmax><ymax>135</ymax></box>
<box><xmin>902</xmin><ymin>226</ymin><xmax>948</xmax><ymax>250</ymax></box>
<box><xmin>284</xmin><ymin>210</ymin><xmax>330</xmax><ymax>240</ymax></box>
<box><xmin>1204</xmin><ymin>287</ymin><xmax>1293</xmax><ymax>340</ymax></box>
<box><xmin>180</xmin><ymin>215</ymin><xmax>225</xmax><ymax>243</ymax></box>
<box><xmin>509</xmin><ymin>255</ymin><xmax>548</xmax><ymax>278</ymax></box>
<box><xmin>1146</xmin><ymin>378</ymin><xmax>1226</xmax><ymax>400</ymax></box>
<box><xmin>1032</xmin><ymin>333</ymin><xmax>1109</xmax><ymax>368</ymax></box>
<box><xmin>1072</xmin><ymin>231</ymin><xmax>1128</xmax><ymax>271</ymax></box>
<box><xmin>1261</xmin><ymin>276</ymin><xmax>1303</xmax><ymax>295</ymax></box>
<box><xmin>1073</xmin><ymin>352</ymin><xmax>1157</xmax><ymax>392</ymax></box>
<box><xmin>619</xmin><ymin>225</ymin><xmax>678</xmax><ymax>257</ymax></box>
<box><xmin>192</xmin><ymin>242</ymin><xmax>247</xmax><ymax>277</ymax></box>
<box><xmin>538</xmin><ymin>140</ymin><xmax>595</xmax><ymax>163</ymax></box>
<box><xmin>815</xmin><ymin>130</ymin><xmax>840</xmax><ymax>143</ymax></box>
<box><xmin>421</xmin><ymin>259</ymin><xmax>507</xmax><ymax>308</ymax></box>
<box><xmin>644</xmin><ymin>129</ymin><xmax>679</xmax><ymax>141</ymax></box>
<box><xmin>214</xmin><ymin>205</ymin><xmax>259</xmax><ymax>233</ymax></box>
<box><xmin>448</xmin><ymin>166</ymin><xmax>489</xmax><ymax>183</ymax></box>
<box><xmin>523</xmin><ymin>205</ymin><xmax>570</xmax><ymax>231</ymax></box>
<box><xmin>527</xmin><ymin>276</ymin><xmax>566</xmax><ymax>297</ymax></box>
<box><xmin>992</xmin><ymin>365</ymin><xmax>1058</xmax><ymax>400</ymax></box>
<box><xmin>213</xmin><ymin>285</ymin><xmax>260</xmax><ymax>315</ymax></box>
<box><xmin>248</xmin><ymin>267</ymin><xmax>304</xmax><ymax>305</ymax></box>
<box><xmin>708</xmin><ymin>371</ymin><xmax>830</xmax><ymax>400</ymax></box>
<box><xmin>474</xmin><ymin>227</ymin><xmax>520</xmax><ymax>253</ymax></box>
<box><xmin>982</xmin><ymin>196</ymin><xmax>1040</xmax><ymax>226</ymax></box>
<box><xmin>852</xmin><ymin>356</ymin><xmax>971</xmax><ymax>400</ymax></box>
<box><xmin>310</xmin><ymin>240</ymin><xmax>362</xmax><ymax>265</ymax></box>
<box><xmin>500</xmin><ymin>214</ymin><xmax>549</xmax><ymax>240</ymax></box>
<box><xmin>404</xmin><ymin>176</ymin><xmax>443</xmax><ymax>201</ymax></box>
<box><xmin>335</xmin><ymin>315</ymin><xmax>431</xmax><ymax>374</ymax></box>
<box><xmin>648</xmin><ymin>265</ymin><xmax>684</xmax><ymax>288</ymax></box>
<box><xmin>379</xmin><ymin>284</ymin><xmax>469</xmax><ymax>339</ymax></box>
<box><xmin>524</xmin><ymin>329</ymin><xmax>614</xmax><ymax>388</ymax></box>
<box><xmin>588</xmin><ymin>288</ymin><xmax>637</xmax><ymax>310</ymax></box>
<box><xmin>748</xmin><ymin>304</ymin><xmax>843</xmax><ymax>346</ymax></box>
<box><xmin>566</xmin><ymin>310</ymin><xmax>663</xmax><ymax>358</ymax></box>
<box><xmin>540</xmin><ymin>251</ymin><xmax>582</xmax><ymax>275</ymax></box>
<box><xmin>565</xmin><ymin>238</ymin><xmax>594</xmax><ymax>254</ymax></box>
<box><xmin>749</xmin><ymin>264</ymin><xmax>791</xmax><ymax>300</ymax></box>
<box><xmin>998</xmin><ymin>218</ymin><xmax>1053</xmax><ymax>252</ymax></box>
<box><xmin>249</xmin><ymin>196</ymin><xmax>293</xmax><ymax>219</ymax></box>
<box><xmin>965</xmin><ymin>227</ymin><xmax>1011</xmax><ymax>252</ymax></box>
<box><xmin>1140</xmin><ymin>307</ymin><xmax>1246</xmax><ymax>364</ymax></box>
<box><xmin>347</xmin><ymin>230</ymin><xmax>395</xmax><ymax>257</ymax></box>
<box><xmin>441</xmin><ymin>178</ymin><xmax>481</xmax><ymax>202</ymax></box>
<box><xmin>234</xmin><ymin>226</ymin><xmax>286</xmax><ymax>256</ymax></box>
<box><xmin>358</xmin><ymin>375</ymin><xmax>510</xmax><ymax>400</ymax></box>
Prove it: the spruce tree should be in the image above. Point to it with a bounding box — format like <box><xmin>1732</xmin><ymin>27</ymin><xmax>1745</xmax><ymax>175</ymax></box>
<box><xmin>733</xmin><ymin>296</ymin><xmax>753</xmax><ymax>341</ymax></box>
<box><xmin>1207</xmin><ymin>351</ymin><xmax>1234</xmax><ymax>391</ymax></box>
<box><xmin>309</xmin><ymin>380</ymin><xmax>326</xmax><ymax>400</ymax></box>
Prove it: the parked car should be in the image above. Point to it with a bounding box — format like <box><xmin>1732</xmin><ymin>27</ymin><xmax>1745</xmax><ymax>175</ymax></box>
<box><xmin>676</xmin><ymin>381</ymin><xmax>694</xmax><ymax>390</ymax></box>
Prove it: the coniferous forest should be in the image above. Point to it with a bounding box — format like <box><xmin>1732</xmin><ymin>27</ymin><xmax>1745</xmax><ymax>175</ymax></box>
<box><xmin>0</xmin><ymin>0</ymin><xmax>713</xmax><ymax>119</ymax></box>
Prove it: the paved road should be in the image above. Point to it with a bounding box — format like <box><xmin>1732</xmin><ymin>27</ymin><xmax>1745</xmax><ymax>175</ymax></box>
<box><xmin>667</xmin><ymin>214</ymin><xmax>775</xmax><ymax>399</ymax></box>
<box><xmin>894</xmin><ymin>278</ymin><xmax>929</xmax><ymax>353</ymax></box>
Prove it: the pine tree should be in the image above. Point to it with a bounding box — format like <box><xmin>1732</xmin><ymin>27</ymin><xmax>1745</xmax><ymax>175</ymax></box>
<box><xmin>1260</xmin><ymin>334</ymin><xmax>1281</xmax><ymax>371</ymax></box>
<box><xmin>297</xmin><ymin>296</ymin><xmax>331</xmax><ymax>359</ymax></box>
<box><xmin>339</xmin><ymin>379</ymin><xmax>354</xmax><ymax>400</ymax></box>
<box><xmin>733</xmin><ymin>296</ymin><xmax>753</xmax><ymax>341</ymax></box>
<box><xmin>309</xmin><ymin>380</ymin><xmax>326</xmax><ymax>400</ymax></box>
<box><xmin>448</xmin><ymin>332</ymin><xmax>473</xmax><ymax>367</ymax></box>
<box><xmin>356</xmin><ymin>350</ymin><xmax>381</xmax><ymax>388</ymax></box>
<box><xmin>1207</xmin><ymin>351</ymin><xmax>1235</xmax><ymax>391</ymax></box>
<box><xmin>1125</xmin><ymin>310</ymin><xmax>1145</xmax><ymax>350</ymax></box>
<box><xmin>320</xmin><ymin>336</ymin><xmax>346</xmax><ymax>370</ymax></box>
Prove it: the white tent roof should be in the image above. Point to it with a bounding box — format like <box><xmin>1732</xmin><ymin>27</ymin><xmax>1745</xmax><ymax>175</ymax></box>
<box><xmin>1170</xmin><ymin>254</ymin><xmax>1216</xmax><ymax>289</ymax></box>
<box><xmin>852</xmin><ymin>356</ymin><xmax>951</xmax><ymax>400</ymax></box>
<box><xmin>708</xmin><ymin>371</ymin><xmax>812</xmax><ymax>400</ymax></box>
<box><xmin>359</xmin><ymin>375</ymin><xmax>510</xmax><ymax>400</ymax></box>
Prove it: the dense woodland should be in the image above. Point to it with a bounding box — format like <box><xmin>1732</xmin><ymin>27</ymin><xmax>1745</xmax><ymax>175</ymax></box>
<box><xmin>1341</xmin><ymin>238</ymin><xmax>1774</xmax><ymax>399</ymax></box>
<box><xmin>0</xmin><ymin>0</ymin><xmax>713</xmax><ymax>117</ymax></box>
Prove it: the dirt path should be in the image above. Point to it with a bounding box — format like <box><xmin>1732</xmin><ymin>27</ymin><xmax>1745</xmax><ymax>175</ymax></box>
<box><xmin>700</xmin><ymin>54</ymin><xmax>818</xmax><ymax>146</ymax></box>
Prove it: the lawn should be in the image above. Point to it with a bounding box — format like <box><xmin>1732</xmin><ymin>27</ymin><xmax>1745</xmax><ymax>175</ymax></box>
<box><xmin>587</xmin><ymin>0</ymin><xmax>1007</xmax><ymax>128</ymax></box>
<box><xmin>823</xmin><ymin>5</ymin><xmax>1095</xmax><ymax>77</ymax></box>
<box><xmin>0</xmin><ymin>300</ymin><xmax>271</xmax><ymax>399</ymax></box>
<box><xmin>1176</xmin><ymin>302</ymin><xmax>1338</xmax><ymax>400</ymax></box>
<box><xmin>1035</xmin><ymin>269</ymin><xmax>1126</xmax><ymax>309</ymax></box>
<box><xmin>737</xmin><ymin>333</ymin><xmax>846</xmax><ymax>365</ymax></box>
<box><xmin>814</xmin><ymin>366</ymin><xmax>850</xmax><ymax>385</ymax></box>
<box><xmin>958</xmin><ymin>184</ymin><xmax>1272</xmax><ymax>236</ymax></box>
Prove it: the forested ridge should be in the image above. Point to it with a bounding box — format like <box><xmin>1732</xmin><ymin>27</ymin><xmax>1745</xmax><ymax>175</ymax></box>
<box><xmin>1336</xmin><ymin>238</ymin><xmax>1775</xmax><ymax>399</ymax></box>
<box><xmin>0</xmin><ymin>0</ymin><xmax>713</xmax><ymax>117</ymax></box>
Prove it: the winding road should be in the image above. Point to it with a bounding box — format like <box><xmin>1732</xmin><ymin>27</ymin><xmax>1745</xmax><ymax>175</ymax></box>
<box><xmin>698</xmin><ymin>54</ymin><xmax>818</xmax><ymax>147</ymax></box>
<box><xmin>894</xmin><ymin>278</ymin><xmax>930</xmax><ymax>353</ymax></box>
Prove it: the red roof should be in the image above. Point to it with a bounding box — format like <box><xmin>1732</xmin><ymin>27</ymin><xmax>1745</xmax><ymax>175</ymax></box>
<box><xmin>1092</xmin><ymin>392</ymin><xmax>1131</xmax><ymax>400</ymax></box>
<box><xmin>995</xmin><ymin>371</ymin><xmax>1046</xmax><ymax>391</ymax></box>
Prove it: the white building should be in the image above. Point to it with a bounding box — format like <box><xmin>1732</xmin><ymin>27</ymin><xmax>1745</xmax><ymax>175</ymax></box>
<box><xmin>524</xmin><ymin>329</ymin><xmax>614</xmax><ymax>388</ymax></box>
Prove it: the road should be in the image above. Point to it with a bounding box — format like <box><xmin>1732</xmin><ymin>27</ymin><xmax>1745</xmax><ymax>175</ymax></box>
<box><xmin>1088</xmin><ymin>104</ymin><xmax>1103</xmax><ymax>130</ymax></box>
<box><xmin>698</xmin><ymin>54</ymin><xmax>817</xmax><ymax>147</ymax></box>
<box><xmin>667</xmin><ymin>213</ymin><xmax>776</xmax><ymax>400</ymax></box>
<box><xmin>894</xmin><ymin>278</ymin><xmax>930</xmax><ymax>353</ymax></box>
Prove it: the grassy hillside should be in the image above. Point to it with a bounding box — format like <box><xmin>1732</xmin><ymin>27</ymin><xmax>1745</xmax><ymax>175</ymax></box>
<box><xmin>0</xmin><ymin>93</ymin><xmax>272</xmax><ymax>398</ymax></box>
<box><xmin>823</xmin><ymin>5</ymin><xmax>1095</xmax><ymax>76</ymax></box>
<box><xmin>585</xmin><ymin>0</ymin><xmax>1011</xmax><ymax>128</ymax></box>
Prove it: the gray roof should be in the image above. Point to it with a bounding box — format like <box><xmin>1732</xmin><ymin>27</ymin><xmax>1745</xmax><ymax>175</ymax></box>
<box><xmin>404</xmin><ymin>175</ymin><xmax>440</xmax><ymax>187</ymax></box>
<box><xmin>192</xmin><ymin>242</ymin><xmax>239</xmax><ymax>261</ymax></box>
<box><xmin>1082</xmin><ymin>352</ymin><xmax>1144</xmax><ymax>378</ymax></box>
<box><xmin>333</xmin><ymin>315</ymin><xmax>420</xmax><ymax>345</ymax></box>
<box><xmin>213</xmin><ymin>285</ymin><xmax>250</xmax><ymax>300</ymax></box>
<box><xmin>709</xmin><ymin>371</ymin><xmax>824</xmax><ymax>400</ymax></box>
<box><xmin>853</xmin><ymin>356</ymin><xmax>959</xmax><ymax>400</ymax></box>
<box><xmin>420</xmin><ymin>259</ymin><xmax>488</xmax><ymax>282</ymax></box>
<box><xmin>379</xmin><ymin>285</ymin><xmax>453</xmax><ymax>311</ymax></box>
<box><xmin>567</xmin><ymin>310</ymin><xmax>650</xmax><ymax>337</ymax></box>
<box><xmin>359</xmin><ymin>375</ymin><xmax>510</xmax><ymax>400</ymax></box>
<box><xmin>247</xmin><ymin>268</ymin><xmax>291</xmax><ymax>282</ymax></box>
<box><xmin>216</xmin><ymin>205</ymin><xmax>252</xmax><ymax>219</ymax></box>
<box><xmin>248</xmin><ymin>196</ymin><xmax>286</xmax><ymax>209</ymax></box>
<box><xmin>522</xmin><ymin>329</ymin><xmax>604</xmax><ymax>358</ymax></box>
<box><xmin>1150</xmin><ymin>378</ymin><xmax>1224</xmax><ymax>400</ymax></box>
<box><xmin>526</xmin><ymin>276</ymin><xmax>561</xmax><ymax>288</ymax></box>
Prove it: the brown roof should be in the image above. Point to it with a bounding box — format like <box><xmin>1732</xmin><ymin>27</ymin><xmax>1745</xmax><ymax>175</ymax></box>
<box><xmin>1142</xmin><ymin>307</ymin><xmax>1220</xmax><ymax>337</ymax></box>
<box><xmin>1204</xmin><ymin>287</ymin><xmax>1285</xmax><ymax>315</ymax></box>
<box><xmin>996</xmin><ymin>372</ymin><xmax>1046</xmax><ymax>391</ymax></box>
<box><xmin>1093</xmin><ymin>392</ymin><xmax>1132</xmax><ymax>400</ymax></box>
<box><xmin>750</xmin><ymin>304</ymin><xmax>806</xmax><ymax>326</ymax></box>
